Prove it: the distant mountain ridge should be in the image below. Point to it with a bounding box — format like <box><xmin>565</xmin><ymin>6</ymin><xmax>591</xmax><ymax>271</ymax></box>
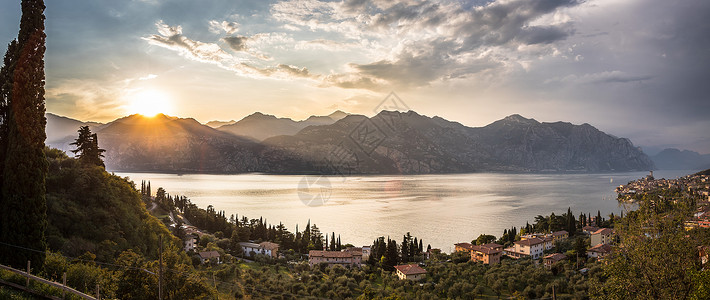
<box><xmin>215</xmin><ymin>110</ymin><xmax>349</xmax><ymax>141</ymax></box>
<box><xmin>651</xmin><ymin>148</ymin><xmax>710</xmax><ymax>170</ymax></box>
<box><xmin>263</xmin><ymin>111</ymin><xmax>654</xmax><ymax>173</ymax></box>
<box><xmin>45</xmin><ymin>111</ymin><xmax>655</xmax><ymax>174</ymax></box>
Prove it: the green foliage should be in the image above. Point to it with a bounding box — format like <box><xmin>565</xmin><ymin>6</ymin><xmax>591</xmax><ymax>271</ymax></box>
<box><xmin>592</xmin><ymin>182</ymin><xmax>710</xmax><ymax>299</ymax></box>
<box><xmin>44</xmin><ymin>148</ymin><xmax>179</xmax><ymax>260</ymax></box>
<box><xmin>69</xmin><ymin>126</ymin><xmax>105</xmax><ymax>167</ymax></box>
<box><xmin>0</xmin><ymin>0</ymin><xmax>48</xmax><ymax>269</ymax></box>
<box><xmin>474</xmin><ymin>234</ymin><xmax>497</xmax><ymax>245</ymax></box>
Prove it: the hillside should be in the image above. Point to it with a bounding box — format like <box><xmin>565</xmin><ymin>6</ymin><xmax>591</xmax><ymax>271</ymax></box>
<box><xmin>44</xmin><ymin>147</ymin><xmax>180</xmax><ymax>260</ymax></box>
<box><xmin>216</xmin><ymin>112</ymin><xmax>340</xmax><ymax>141</ymax></box>
<box><xmin>97</xmin><ymin>114</ymin><xmax>267</xmax><ymax>172</ymax></box>
<box><xmin>46</xmin><ymin>111</ymin><xmax>654</xmax><ymax>174</ymax></box>
<box><xmin>652</xmin><ymin>148</ymin><xmax>710</xmax><ymax>170</ymax></box>
<box><xmin>264</xmin><ymin>111</ymin><xmax>655</xmax><ymax>173</ymax></box>
<box><xmin>45</xmin><ymin>113</ymin><xmax>104</xmax><ymax>154</ymax></box>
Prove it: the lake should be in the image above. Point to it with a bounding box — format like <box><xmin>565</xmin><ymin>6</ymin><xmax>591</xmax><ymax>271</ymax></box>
<box><xmin>114</xmin><ymin>170</ymin><xmax>695</xmax><ymax>252</ymax></box>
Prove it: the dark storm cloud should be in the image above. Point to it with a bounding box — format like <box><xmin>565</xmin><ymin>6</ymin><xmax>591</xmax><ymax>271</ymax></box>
<box><xmin>222</xmin><ymin>36</ymin><xmax>249</xmax><ymax>52</ymax></box>
<box><xmin>306</xmin><ymin>0</ymin><xmax>580</xmax><ymax>89</ymax></box>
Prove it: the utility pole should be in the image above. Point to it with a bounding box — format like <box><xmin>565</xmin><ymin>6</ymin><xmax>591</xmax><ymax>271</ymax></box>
<box><xmin>159</xmin><ymin>234</ymin><xmax>163</xmax><ymax>300</ymax></box>
<box><xmin>552</xmin><ymin>284</ymin><xmax>557</xmax><ymax>300</ymax></box>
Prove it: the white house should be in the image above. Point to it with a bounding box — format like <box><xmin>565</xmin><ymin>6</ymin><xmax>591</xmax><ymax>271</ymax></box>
<box><xmin>394</xmin><ymin>264</ymin><xmax>427</xmax><ymax>281</ymax></box>
<box><xmin>184</xmin><ymin>236</ymin><xmax>197</xmax><ymax>252</ymax></box>
<box><xmin>308</xmin><ymin>250</ymin><xmax>362</xmax><ymax>267</ymax></box>
<box><xmin>239</xmin><ymin>242</ymin><xmax>276</xmax><ymax>258</ymax></box>
<box><xmin>505</xmin><ymin>237</ymin><xmax>545</xmax><ymax>259</ymax></box>
<box><xmin>198</xmin><ymin>251</ymin><xmax>221</xmax><ymax>264</ymax></box>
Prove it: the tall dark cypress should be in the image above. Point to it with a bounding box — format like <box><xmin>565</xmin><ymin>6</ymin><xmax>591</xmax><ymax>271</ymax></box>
<box><xmin>0</xmin><ymin>0</ymin><xmax>48</xmax><ymax>268</ymax></box>
<box><xmin>0</xmin><ymin>41</ymin><xmax>19</xmax><ymax>240</ymax></box>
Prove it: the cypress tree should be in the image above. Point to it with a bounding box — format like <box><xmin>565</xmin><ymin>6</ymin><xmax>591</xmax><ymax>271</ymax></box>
<box><xmin>0</xmin><ymin>40</ymin><xmax>19</xmax><ymax>242</ymax></box>
<box><xmin>0</xmin><ymin>0</ymin><xmax>48</xmax><ymax>268</ymax></box>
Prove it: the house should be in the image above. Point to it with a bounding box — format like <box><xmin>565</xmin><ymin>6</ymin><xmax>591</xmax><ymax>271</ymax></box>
<box><xmin>184</xmin><ymin>236</ymin><xmax>197</xmax><ymax>252</ymax></box>
<box><xmin>455</xmin><ymin>242</ymin><xmax>503</xmax><ymax>264</ymax></box>
<box><xmin>542</xmin><ymin>236</ymin><xmax>554</xmax><ymax>251</ymax></box>
<box><xmin>699</xmin><ymin>246</ymin><xmax>710</xmax><ymax>270</ymax></box>
<box><xmin>591</xmin><ymin>228</ymin><xmax>614</xmax><ymax>246</ymax></box>
<box><xmin>362</xmin><ymin>246</ymin><xmax>371</xmax><ymax>261</ymax></box>
<box><xmin>239</xmin><ymin>242</ymin><xmax>276</xmax><ymax>258</ymax></box>
<box><xmin>308</xmin><ymin>250</ymin><xmax>362</xmax><ymax>267</ymax></box>
<box><xmin>504</xmin><ymin>237</ymin><xmax>545</xmax><ymax>259</ymax></box>
<box><xmin>425</xmin><ymin>248</ymin><xmax>441</xmax><ymax>260</ymax></box>
<box><xmin>198</xmin><ymin>251</ymin><xmax>221</xmax><ymax>264</ymax></box>
<box><xmin>587</xmin><ymin>243</ymin><xmax>612</xmax><ymax>259</ymax></box>
<box><xmin>343</xmin><ymin>246</ymin><xmax>371</xmax><ymax>261</ymax></box>
<box><xmin>551</xmin><ymin>230</ymin><xmax>568</xmax><ymax>242</ymax></box>
<box><xmin>394</xmin><ymin>264</ymin><xmax>427</xmax><ymax>281</ymax></box>
<box><xmin>259</xmin><ymin>242</ymin><xmax>279</xmax><ymax>258</ymax></box>
<box><xmin>543</xmin><ymin>253</ymin><xmax>567</xmax><ymax>269</ymax></box>
<box><xmin>582</xmin><ymin>226</ymin><xmax>600</xmax><ymax>235</ymax></box>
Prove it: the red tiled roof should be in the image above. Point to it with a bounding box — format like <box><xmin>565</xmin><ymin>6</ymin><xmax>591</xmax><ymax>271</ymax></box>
<box><xmin>471</xmin><ymin>245</ymin><xmax>502</xmax><ymax>255</ymax></box>
<box><xmin>259</xmin><ymin>242</ymin><xmax>279</xmax><ymax>251</ymax></box>
<box><xmin>583</xmin><ymin>226</ymin><xmax>600</xmax><ymax>232</ymax></box>
<box><xmin>514</xmin><ymin>237</ymin><xmax>544</xmax><ymax>246</ymax></box>
<box><xmin>455</xmin><ymin>243</ymin><xmax>474</xmax><ymax>250</ymax></box>
<box><xmin>394</xmin><ymin>264</ymin><xmax>427</xmax><ymax>275</ymax></box>
<box><xmin>552</xmin><ymin>230</ymin><xmax>568</xmax><ymax>236</ymax></box>
<box><xmin>480</xmin><ymin>243</ymin><xmax>503</xmax><ymax>249</ymax></box>
<box><xmin>592</xmin><ymin>228</ymin><xmax>614</xmax><ymax>235</ymax></box>
<box><xmin>309</xmin><ymin>250</ymin><xmax>361</xmax><ymax>258</ymax></box>
<box><xmin>588</xmin><ymin>243</ymin><xmax>613</xmax><ymax>254</ymax></box>
<box><xmin>199</xmin><ymin>251</ymin><xmax>220</xmax><ymax>259</ymax></box>
<box><xmin>544</xmin><ymin>253</ymin><xmax>567</xmax><ymax>262</ymax></box>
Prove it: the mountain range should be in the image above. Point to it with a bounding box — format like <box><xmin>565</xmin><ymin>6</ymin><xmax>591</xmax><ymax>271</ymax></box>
<box><xmin>650</xmin><ymin>148</ymin><xmax>710</xmax><ymax>170</ymax></box>
<box><xmin>45</xmin><ymin>111</ymin><xmax>655</xmax><ymax>174</ymax></box>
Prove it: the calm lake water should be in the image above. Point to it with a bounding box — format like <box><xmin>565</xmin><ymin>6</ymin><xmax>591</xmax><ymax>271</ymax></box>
<box><xmin>114</xmin><ymin>170</ymin><xmax>695</xmax><ymax>252</ymax></box>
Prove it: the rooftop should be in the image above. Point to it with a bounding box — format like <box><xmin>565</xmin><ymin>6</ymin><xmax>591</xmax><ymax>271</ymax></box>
<box><xmin>198</xmin><ymin>251</ymin><xmax>220</xmax><ymax>259</ymax></box>
<box><xmin>588</xmin><ymin>243</ymin><xmax>613</xmax><ymax>254</ymax></box>
<box><xmin>259</xmin><ymin>241</ymin><xmax>279</xmax><ymax>251</ymax></box>
<box><xmin>552</xmin><ymin>230</ymin><xmax>569</xmax><ymax>236</ymax></box>
<box><xmin>394</xmin><ymin>264</ymin><xmax>427</xmax><ymax>275</ymax></box>
<box><xmin>592</xmin><ymin>228</ymin><xmax>614</xmax><ymax>235</ymax></box>
<box><xmin>515</xmin><ymin>237</ymin><xmax>544</xmax><ymax>246</ymax></box>
<box><xmin>309</xmin><ymin>250</ymin><xmax>362</xmax><ymax>258</ymax></box>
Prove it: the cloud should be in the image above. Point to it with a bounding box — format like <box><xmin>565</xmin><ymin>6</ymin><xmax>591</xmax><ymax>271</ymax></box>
<box><xmin>209</xmin><ymin>20</ymin><xmax>240</xmax><ymax>34</ymax></box>
<box><xmin>144</xmin><ymin>20</ymin><xmax>232</xmax><ymax>64</ymax></box>
<box><xmin>139</xmin><ymin>74</ymin><xmax>158</xmax><ymax>80</ymax></box>
<box><xmin>546</xmin><ymin>71</ymin><xmax>653</xmax><ymax>84</ymax></box>
<box><xmin>269</xmin><ymin>0</ymin><xmax>581</xmax><ymax>90</ymax></box>
<box><xmin>222</xmin><ymin>36</ymin><xmax>249</xmax><ymax>51</ymax></box>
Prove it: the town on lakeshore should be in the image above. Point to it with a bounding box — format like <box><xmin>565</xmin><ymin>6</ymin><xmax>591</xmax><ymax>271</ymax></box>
<box><xmin>126</xmin><ymin>168</ymin><xmax>710</xmax><ymax>298</ymax></box>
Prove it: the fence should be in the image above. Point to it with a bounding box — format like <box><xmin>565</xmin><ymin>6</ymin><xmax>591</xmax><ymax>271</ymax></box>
<box><xmin>0</xmin><ymin>262</ymin><xmax>97</xmax><ymax>300</ymax></box>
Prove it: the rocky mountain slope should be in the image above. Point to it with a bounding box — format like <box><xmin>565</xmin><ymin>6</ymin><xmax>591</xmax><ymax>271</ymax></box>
<box><xmin>46</xmin><ymin>111</ymin><xmax>655</xmax><ymax>174</ymax></box>
<box><xmin>216</xmin><ymin>110</ymin><xmax>349</xmax><ymax>141</ymax></box>
<box><xmin>264</xmin><ymin>112</ymin><xmax>655</xmax><ymax>173</ymax></box>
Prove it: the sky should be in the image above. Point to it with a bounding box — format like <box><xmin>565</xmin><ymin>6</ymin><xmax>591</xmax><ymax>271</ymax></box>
<box><xmin>0</xmin><ymin>0</ymin><xmax>708</xmax><ymax>155</ymax></box>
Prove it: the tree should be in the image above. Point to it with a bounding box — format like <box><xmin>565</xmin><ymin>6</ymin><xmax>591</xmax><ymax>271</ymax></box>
<box><xmin>592</xmin><ymin>205</ymin><xmax>707</xmax><ymax>299</ymax></box>
<box><xmin>0</xmin><ymin>0</ymin><xmax>48</xmax><ymax>268</ymax></box>
<box><xmin>474</xmin><ymin>234</ymin><xmax>497</xmax><ymax>245</ymax></box>
<box><xmin>70</xmin><ymin>126</ymin><xmax>105</xmax><ymax>167</ymax></box>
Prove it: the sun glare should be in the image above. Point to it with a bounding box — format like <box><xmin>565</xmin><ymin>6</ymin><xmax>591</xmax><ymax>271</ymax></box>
<box><xmin>126</xmin><ymin>89</ymin><xmax>173</xmax><ymax>117</ymax></box>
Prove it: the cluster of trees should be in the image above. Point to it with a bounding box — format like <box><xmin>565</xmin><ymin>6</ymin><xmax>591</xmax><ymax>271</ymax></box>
<box><xmin>0</xmin><ymin>0</ymin><xmax>49</xmax><ymax>268</ymax></box>
<box><xmin>367</xmin><ymin>233</ymin><xmax>425</xmax><ymax>271</ymax></box>
<box><xmin>144</xmin><ymin>184</ymin><xmax>355</xmax><ymax>258</ymax></box>
<box><xmin>592</xmin><ymin>179</ymin><xmax>710</xmax><ymax>299</ymax></box>
<box><xmin>195</xmin><ymin>252</ymin><xmax>605</xmax><ymax>299</ymax></box>
<box><xmin>70</xmin><ymin>126</ymin><xmax>105</xmax><ymax>167</ymax></box>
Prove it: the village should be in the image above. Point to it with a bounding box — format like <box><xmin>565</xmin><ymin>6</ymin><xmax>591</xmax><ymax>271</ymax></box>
<box><xmin>160</xmin><ymin>197</ymin><xmax>621</xmax><ymax>284</ymax></box>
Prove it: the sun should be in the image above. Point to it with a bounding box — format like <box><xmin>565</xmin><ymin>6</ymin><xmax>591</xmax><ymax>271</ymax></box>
<box><xmin>126</xmin><ymin>89</ymin><xmax>173</xmax><ymax>117</ymax></box>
